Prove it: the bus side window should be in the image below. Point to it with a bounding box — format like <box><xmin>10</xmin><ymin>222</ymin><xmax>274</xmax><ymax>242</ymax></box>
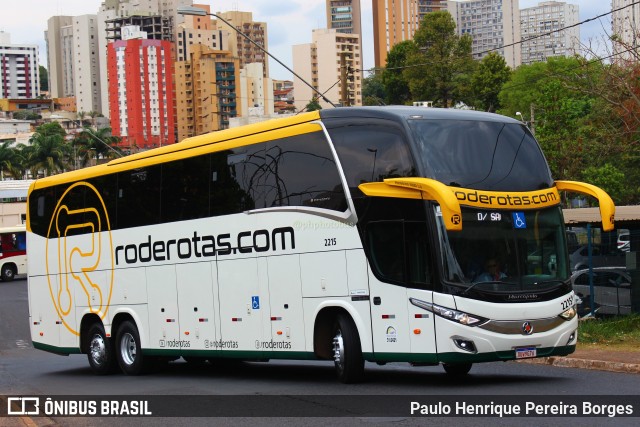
<box><xmin>161</xmin><ymin>155</ymin><xmax>211</xmax><ymax>222</ymax></box>
<box><xmin>326</xmin><ymin>123</ymin><xmax>415</xmax><ymax>194</ymax></box>
<box><xmin>264</xmin><ymin>131</ymin><xmax>347</xmax><ymax>212</ymax></box>
<box><xmin>117</xmin><ymin>166</ymin><xmax>162</xmax><ymax>229</ymax></box>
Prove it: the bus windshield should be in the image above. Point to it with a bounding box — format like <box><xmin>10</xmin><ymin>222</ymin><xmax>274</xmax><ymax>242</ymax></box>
<box><xmin>436</xmin><ymin>206</ymin><xmax>570</xmax><ymax>291</ymax></box>
<box><xmin>408</xmin><ymin>119</ymin><xmax>553</xmax><ymax>192</ymax></box>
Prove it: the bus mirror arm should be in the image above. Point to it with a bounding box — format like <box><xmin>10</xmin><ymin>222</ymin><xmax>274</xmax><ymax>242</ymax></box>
<box><xmin>555</xmin><ymin>180</ymin><xmax>616</xmax><ymax>232</ymax></box>
<box><xmin>358</xmin><ymin>177</ymin><xmax>463</xmax><ymax>231</ymax></box>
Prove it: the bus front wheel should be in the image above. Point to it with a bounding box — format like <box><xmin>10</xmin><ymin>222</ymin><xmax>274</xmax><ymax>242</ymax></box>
<box><xmin>442</xmin><ymin>362</ymin><xmax>472</xmax><ymax>376</ymax></box>
<box><xmin>332</xmin><ymin>313</ymin><xmax>364</xmax><ymax>383</ymax></box>
<box><xmin>116</xmin><ymin>320</ymin><xmax>147</xmax><ymax>375</ymax></box>
<box><xmin>86</xmin><ymin>323</ymin><xmax>116</xmax><ymax>375</ymax></box>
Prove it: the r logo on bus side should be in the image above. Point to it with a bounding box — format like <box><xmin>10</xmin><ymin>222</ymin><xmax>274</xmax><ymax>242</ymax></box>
<box><xmin>451</xmin><ymin>214</ymin><xmax>461</xmax><ymax>225</ymax></box>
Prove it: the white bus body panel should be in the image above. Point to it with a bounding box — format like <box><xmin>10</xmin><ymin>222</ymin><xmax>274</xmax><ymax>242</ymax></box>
<box><xmin>146</xmin><ymin>265</ymin><xmax>180</xmax><ymax>348</ymax></box>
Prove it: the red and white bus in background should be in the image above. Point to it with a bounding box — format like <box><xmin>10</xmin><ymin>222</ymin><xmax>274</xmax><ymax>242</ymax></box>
<box><xmin>0</xmin><ymin>225</ymin><xmax>27</xmax><ymax>281</ymax></box>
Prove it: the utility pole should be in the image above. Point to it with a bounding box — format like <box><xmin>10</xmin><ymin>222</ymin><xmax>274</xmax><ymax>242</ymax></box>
<box><xmin>530</xmin><ymin>104</ymin><xmax>536</xmax><ymax>136</ymax></box>
<box><xmin>340</xmin><ymin>52</ymin><xmax>349</xmax><ymax>107</ymax></box>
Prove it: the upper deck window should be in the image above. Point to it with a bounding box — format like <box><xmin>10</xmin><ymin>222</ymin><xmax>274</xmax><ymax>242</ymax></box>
<box><xmin>408</xmin><ymin>120</ymin><xmax>553</xmax><ymax>192</ymax></box>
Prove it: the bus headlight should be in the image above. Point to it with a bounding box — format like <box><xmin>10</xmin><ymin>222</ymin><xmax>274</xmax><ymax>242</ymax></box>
<box><xmin>409</xmin><ymin>298</ymin><xmax>488</xmax><ymax>326</ymax></box>
<box><xmin>559</xmin><ymin>307</ymin><xmax>577</xmax><ymax>320</ymax></box>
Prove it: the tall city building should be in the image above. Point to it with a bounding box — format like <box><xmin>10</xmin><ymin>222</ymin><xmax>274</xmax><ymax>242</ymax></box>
<box><xmin>214</xmin><ymin>11</ymin><xmax>269</xmax><ymax>78</ymax></box>
<box><xmin>176</xmin><ymin>3</ymin><xmax>231</xmax><ymax>62</ymax></box>
<box><xmin>239</xmin><ymin>62</ymin><xmax>274</xmax><ymax>118</ymax></box>
<box><xmin>447</xmin><ymin>0</ymin><xmax>522</xmax><ymax>68</ymax></box>
<box><xmin>612</xmin><ymin>0</ymin><xmax>640</xmax><ymax>61</ymax></box>
<box><xmin>45</xmin><ymin>15</ymin><xmax>102</xmax><ymax>113</ymax></box>
<box><xmin>372</xmin><ymin>0</ymin><xmax>420</xmax><ymax>68</ymax></box>
<box><xmin>45</xmin><ymin>16</ymin><xmax>73</xmax><ymax>99</ymax></box>
<box><xmin>292</xmin><ymin>28</ymin><xmax>362</xmax><ymax>111</ymax></box>
<box><xmin>0</xmin><ymin>32</ymin><xmax>40</xmax><ymax>99</ymax></box>
<box><xmin>174</xmin><ymin>45</ymin><xmax>240</xmax><ymax>140</ymax></box>
<box><xmin>107</xmin><ymin>27</ymin><xmax>176</xmax><ymax>149</ymax></box>
<box><xmin>97</xmin><ymin>0</ymin><xmax>192</xmax><ymax>116</ymax></box>
<box><xmin>326</xmin><ymin>0</ymin><xmax>362</xmax><ymax>37</ymax></box>
<box><xmin>520</xmin><ymin>1</ymin><xmax>579</xmax><ymax>65</ymax></box>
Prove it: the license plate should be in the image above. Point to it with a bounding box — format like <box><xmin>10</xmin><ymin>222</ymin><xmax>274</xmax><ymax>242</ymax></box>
<box><xmin>515</xmin><ymin>347</ymin><xmax>537</xmax><ymax>359</ymax></box>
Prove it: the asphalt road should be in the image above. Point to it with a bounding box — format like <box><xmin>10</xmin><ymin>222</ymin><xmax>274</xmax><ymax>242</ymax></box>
<box><xmin>1</xmin><ymin>278</ymin><xmax>638</xmax><ymax>427</ymax></box>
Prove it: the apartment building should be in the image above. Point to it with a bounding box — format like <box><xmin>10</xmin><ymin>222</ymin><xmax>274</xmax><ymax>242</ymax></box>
<box><xmin>448</xmin><ymin>0</ymin><xmax>521</xmax><ymax>68</ymax></box>
<box><xmin>520</xmin><ymin>1</ymin><xmax>579</xmax><ymax>65</ymax></box>
<box><xmin>174</xmin><ymin>45</ymin><xmax>240</xmax><ymax>140</ymax></box>
<box><xmin>612</xmin><ymin>0</ymin><xmax>640</xmax><ymax>61</ymax></box>
<box><xmin>107</xmin><ymin>28</ymin><xmax>175</xmax><ymax>149</ymax></box>
<box><xmin>292</xmin><ymin>28</ymin><xmax>362</xmax><ymax>111</ymax></box>
<box><xmin>214</xmin><ymin>11</ymin><xmax>269</xmax><ymax>78</ymax></box>
<box><xmin>45</xmin><ymin>15</ymin><xmax>102</xmax><ymax>113</ymax></box>
<box><xmin>0</xmin><ymin>32</ymin><xmax>39</xmax><ymax>99</ymax></box>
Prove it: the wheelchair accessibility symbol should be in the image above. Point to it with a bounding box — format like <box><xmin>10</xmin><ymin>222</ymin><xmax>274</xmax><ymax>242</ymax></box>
<box><xmin>512</xmin><ymin>212</ymin><xmax>527</xmax><ymax>229</ymax></box>
<box><xmin>252</xmin><ymin>296</ymin><xmax>260</xmax><ymax>310</ymax></box>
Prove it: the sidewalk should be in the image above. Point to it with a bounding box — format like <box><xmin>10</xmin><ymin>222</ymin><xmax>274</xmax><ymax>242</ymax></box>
<box><xmin>520</xmin><ymin>347</ymin><xmax>640</xmax><ymax>374</ymax></box>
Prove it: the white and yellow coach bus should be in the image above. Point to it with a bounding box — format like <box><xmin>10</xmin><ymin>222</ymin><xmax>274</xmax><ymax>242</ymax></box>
<box><xmin>27</xmin><ymin>107</ymin><xmax>615</xmax><ymax>382</ymax></box>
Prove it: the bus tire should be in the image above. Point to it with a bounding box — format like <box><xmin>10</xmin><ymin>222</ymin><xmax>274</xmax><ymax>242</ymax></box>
<box><xmin>115</xmin><ymin>320</ymin><xmax>147</xmax><ymax>375</ymax></box>
<box><xmin>1</xmin><ymin>264</ymin><xmax>15</xmax><ymax>282</ymax></box>
<box><xmin>86</xmin><ymin>323</ymin><xmax>116</xmax><ymax>375</ymax></box>
<box><xmin>332</xmin><ymin>313</ymin><xmax>364</xmax><ymax>383</ymax></box>
<box><xmin>443</xmin><ymin>362</ymin><xmax>472</xmax><ymax>376</ymax></box>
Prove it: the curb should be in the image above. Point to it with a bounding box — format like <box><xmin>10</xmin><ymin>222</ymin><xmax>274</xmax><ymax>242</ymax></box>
<box><xmin>518</xmin><ymin>357</ymin><xmax>640</xmax><ymax>374</ymax></box>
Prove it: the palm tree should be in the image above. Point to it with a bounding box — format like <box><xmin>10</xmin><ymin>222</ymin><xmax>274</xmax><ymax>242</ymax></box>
<box><xmin>0</xmin><ymin>141</ymin><xmax>24</xmax><ymax>179</ymax></box>
<box><xmin>24</xmin><ymin>131</ymin><xmax>70</xmax><ymax>177</ymax></box>
<box><xmin>72</xmin><ymin>127</ymin><xmax>122</xmax><ymax>167</ymax></box>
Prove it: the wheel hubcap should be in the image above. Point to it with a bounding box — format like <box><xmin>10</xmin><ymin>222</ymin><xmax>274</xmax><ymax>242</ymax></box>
<box><xmin>90</xmin><ymin>335</ymin><xmax>106</xmax><ymax>366</ymax></box>
<box><xmin>120</xmin><ymin>333</ymin><xmax>137</xmax><ymax>365</ymax></box>
<box><xmin>333</xmin><ymin>330</ymin><xmax>344</xmax><ymax>370</ymax></box>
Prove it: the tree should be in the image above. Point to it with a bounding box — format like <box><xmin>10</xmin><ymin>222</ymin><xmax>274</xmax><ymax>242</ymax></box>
<box><xmin>0</xmin><ymin>141</ymin><xmax>24</xmax><ymax>179</ymax></box>
<box><xmin>581</xmin><ymin>163</ymin><xmax>633</xmax><ymax>205</ymax></box>
<box><xmin>39</xmin><ymin>65</ymin><xmax>49</xmax><ymax>92</ymax></box>
<box><xmin>470</xmin><ymin>52</ymin><xmax>511</xmax><ymax>112</ymax></box>
<box><xmin>304</xmin><ymin>97</ymin><xmax>322</xmax><ymax>112</ymax></box>
<box><xmin>72</xmin><ymin>127</ymin><xmax>122</xmax><ymax>168</ymax></box>
<box><xmin>362</xmin><ymin>71</ymin><xmax>386</xmax><ymax>106</ymax></box>
<box><xmin>22</xmin><ymin>122</ymin><xmax>70</xmax><ymax>176</ymax></box>
<box><xmin>403</xmin><ymin>11</ymin><xmax>474</xmax><ymax>107</ymax></box>
<box><xmin>381</xmin><ymin>40</ymin><xmax>417</xmax><ymax>105</ymax></box>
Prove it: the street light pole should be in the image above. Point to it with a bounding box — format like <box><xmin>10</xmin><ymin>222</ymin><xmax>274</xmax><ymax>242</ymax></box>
<box><xmin>177</xmin><ymin>6</ymin><xmax>337</xmax><ymax>108</ymax></box>
<box><xmin>83</xmin><ymin>128</ymin><xmax>123</xmax><ymax>158</ymax></box>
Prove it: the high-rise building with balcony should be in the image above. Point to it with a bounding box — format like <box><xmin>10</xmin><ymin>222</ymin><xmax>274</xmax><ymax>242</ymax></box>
<box><xmin>447</xmin><ymin>0</ymin><xmax>522</xmax><ymax>68</ymax></box>
<box><xmin>520</xmin><ymin>1</ymin><xmax>579</xmax><ymax>65</ymax></box>
<box><xmin>612</xmin><ymin>0</ymin><xmax>640</xmax><ymax>62</ymax></box>
<box><xmin>107</xmin><ymin>27</ymin><xmax>175</xmax><ymax>149</ymax></box>
<box><xmin>214</xmin><ymin>11</ymin><xmax>269</xmax><ymax>78</ymax></box>
<box><xmin>0</xmin><ymin>32</ymin><xmax>40</xmax><ymax>99</ymax></box>
<box><xmin>292</xmin><ymin>28</ymin><xmax>362</xmax><ymax>111</ymax></box>
<box><xmin>45</xmin><ymin>15</ymin><xmax>102</xmax><ymax>113</ymax></box>
<box><xmin>175</xmin><ymin>45</ymin><xmax>240</xmax><ymax>140</ymax></box>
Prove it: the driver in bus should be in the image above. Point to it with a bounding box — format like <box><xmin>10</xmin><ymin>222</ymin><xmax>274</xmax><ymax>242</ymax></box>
<box><xmin>477</xmin><ymin>257</ymin><xmax>507</xmax><ymax>282</ymax></box>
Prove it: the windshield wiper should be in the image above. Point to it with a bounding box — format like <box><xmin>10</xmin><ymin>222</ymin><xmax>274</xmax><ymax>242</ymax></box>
<box><xmin>461</xmin><ymin>280</ymin><xmax>507</xmax><ymax>296</ymax></box>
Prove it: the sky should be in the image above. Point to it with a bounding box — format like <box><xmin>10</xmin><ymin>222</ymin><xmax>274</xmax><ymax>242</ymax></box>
<box><xmin>0</xmin><ymin>1</ymin><xmax>615</xmax><ymax>81</ymax></box>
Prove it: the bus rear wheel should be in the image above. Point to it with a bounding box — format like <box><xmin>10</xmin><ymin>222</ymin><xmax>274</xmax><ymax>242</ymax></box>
<box><xmin>332</xmin><ymin>313</ymin><xmax>364</xmax><ymax>383</ymax></box>
<box><xmin>86</xmin><ymin>323</ymin><xmax>116</xmax><ymax>375</ymax></box>
<box><xmin>116</xmin><ymin>320</ymin><xmax>148</xmax><ymax>375</ymax></box>
<box><xmin>1</xmin><ymin>264</ymin><xmax>15</xmax><ymax>281</ymax></box>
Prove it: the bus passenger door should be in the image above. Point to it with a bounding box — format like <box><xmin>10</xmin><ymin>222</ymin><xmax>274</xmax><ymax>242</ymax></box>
<box><xmin>217</xmin><ymin>257</ymin><xmax>270</xmax><ymax>356</ymax></box>
<box><xmin>146</xmin><ymin>265</ymin><xmax>180</xmax><ymax>349</ymax></box>
<box><xmin>267</xmin><ymin>254</ymin><xmax>305</xmax><ymax>353</ymax></box>
<box><xmin>366</xmin><ymin>220</ymin><xmax>437</xmax><ymax>361</ymax></box>
<box><xmin>176</xmin><ymin>262</ymin><xmax>218</xmax><ymax>353</ymax></box>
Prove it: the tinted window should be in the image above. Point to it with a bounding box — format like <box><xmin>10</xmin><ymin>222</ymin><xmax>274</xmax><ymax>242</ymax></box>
<box><xmin>162</xmin><ymin>155</ymin><xmax>211</xmax><ymax>222</ymax></box>
<box><xmin>408</xmin><ymin>120</ymin><xmax>553</xmax><ymax>191</ymax></box>
<box><xmin>327</xmin><ymin>124</ymin><xmax>415</xmax><ymax>192</ymax></box>
<box><xmin>365</xmin><ymin>220</ymin><xmax>432</xmax><ymax>289</ymax></box>
<box><xmin>117</xmin><ymin>166</ymin><xmax>162</xmax><ymax>228</ymax></box>
<box><xmin>264</xmin><ymin>132</ymin><xmax>347</xmax><ymax>211</ymax></box>
<box><xmin>29</xmin><ymin>187</ymin><xmax>57</xmax><ymax>237</ymax></box>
